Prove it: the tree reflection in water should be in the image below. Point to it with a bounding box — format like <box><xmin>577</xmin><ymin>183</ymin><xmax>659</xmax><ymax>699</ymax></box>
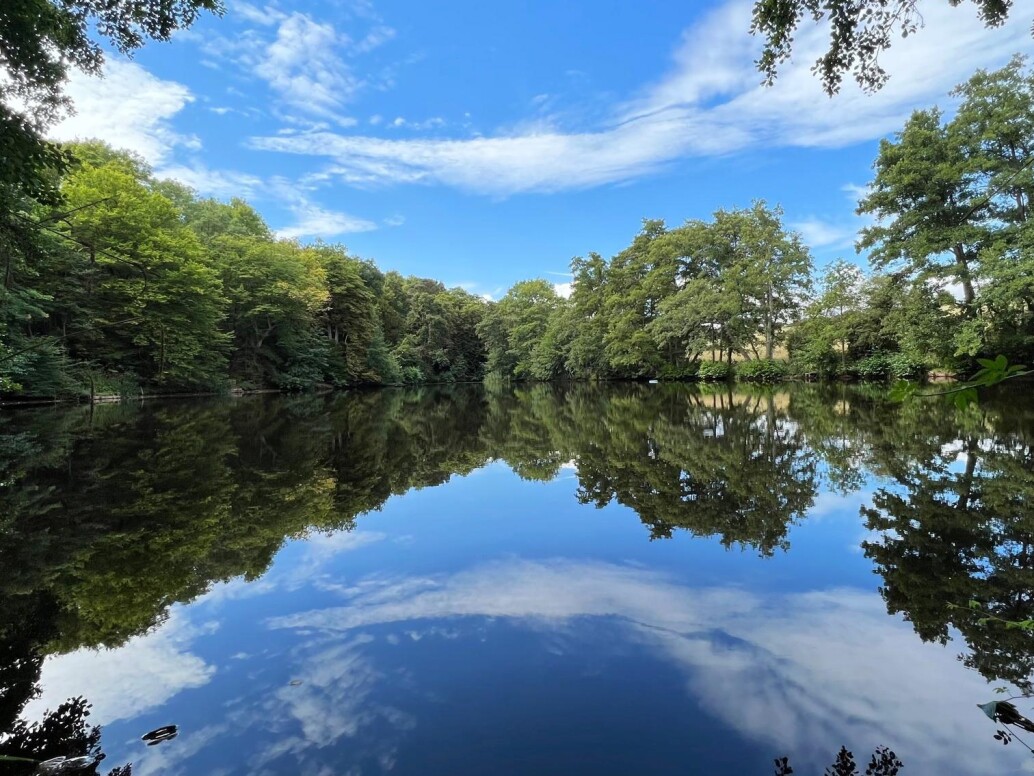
<box><xmin>0</xmin><ymin>382</ymin><xmax>1031</xmax><ymax>771</ymax></box>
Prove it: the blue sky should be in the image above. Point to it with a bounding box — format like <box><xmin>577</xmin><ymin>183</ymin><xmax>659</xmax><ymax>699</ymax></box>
<box><xmin>52</xmin><ymin>0</ymin><xmax>1034</xmax><ymax>299</ymax></box>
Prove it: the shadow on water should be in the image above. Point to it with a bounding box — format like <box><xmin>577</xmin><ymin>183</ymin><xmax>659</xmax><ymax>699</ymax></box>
<box><xmin>1</xmin><ymin>382</ymin><xmax>1033</xmax><ymax>772</ymax></box>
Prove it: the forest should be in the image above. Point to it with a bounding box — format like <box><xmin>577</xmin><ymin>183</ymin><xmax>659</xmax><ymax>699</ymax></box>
<box><xmin>3</xmin><ymin>57</ymin><xmax>1034</xmax><ymax>399</ymax></box>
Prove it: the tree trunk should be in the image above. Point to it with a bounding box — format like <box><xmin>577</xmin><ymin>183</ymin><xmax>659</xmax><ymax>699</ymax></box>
<box><xmin>765</xmin><ymin>286</ymin><xmax>774</xmax><ymax>359</ymax></box>
<box><xmin>952</xmin><ymin>246</ymin><xmax>976</xmax><ymax>309</ymax></box>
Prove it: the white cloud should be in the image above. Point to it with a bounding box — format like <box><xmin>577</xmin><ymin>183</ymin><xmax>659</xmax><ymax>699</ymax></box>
<box><xmin>157</xmin><ymin>164</ymin><xmax>264</xmax><ymax>198</ymax></box>
<box><xmin>355</xmin><ymin>24</ymin><xmax>396</xmax><ymax>54</ymax></box>
<box><xmin>51</xmin><ymin>60</ymin><xmax>198</xmax><ymax>166</ymax></box>
<box><xmin>842</xmin><ymin>182</ymin><xmax>870</xmax><ymax>204</ymax></box>
<box><xmin>265</xmin><ymin>559</ymin><xmax>1027</xmax><ymax>774</ymax></box>
<box><xmin>389</xmin><ymin>116</ymin><xmax>446</xmax><ymax>130</ymax></box>
<box><xmin>230</xmin><ymin>0</ymin><xmax>287</xmax><ymax>26</ymax></box>
<box><xmin>48</xmin><ymin>61</ymin><xmax>276</xmax><ymax>203</ymax></box>
<box><xmin>276</xmin><ymin>199</ymin><xmax>378</xmax><ymax>240</ymax></box>
<box><xmin>255</xmin><ymin>13</ymin><xmax>361</xmax><ymax>118</ymax></box>
<box><xmin>248</xmin><ymin>1</ymin><xmax>1034</xmax><ymax>195</ymax></box>
<box><xmin>25</xmin><ymin>610</ymin><xmax>216</xmax><ymax>726</ymax></box>
<box><xmin>383</xmin><ymin>213</ymin><xmax>405</xmax><ymax>227</ymax></box>
<box><xmin>791</xmin><ymin>217</ymin><xmax>857</xmax><ymax>250</ymax></box>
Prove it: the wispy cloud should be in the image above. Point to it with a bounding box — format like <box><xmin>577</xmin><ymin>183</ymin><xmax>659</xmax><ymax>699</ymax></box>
<box><xmin>248</xmin><ymin>0</ymin><xmax>1033</xmax><ymax>195</ymax></box>
<box><xmin>276</xmin><ymin>199</ymin><xmax>379</xmax><ymax>240</ymax></box>
<box><xmin>229</xmin><ymin>0</ymin><xmax>286</xmax><ymax>27</ymax></box>
<box><xmin>255</xmin><ymin>13</ymin><xmax>362</xmax><ymax>119</ymax></box>
<box><xmin>789</xmin><ymin>218</ymin><xmax>857</xmax><ymax>250</ymax></box>
<box><xmin>192</xmin><ymin>5</ymin><xmax>396</xmax><ymax>124</ymax></box>
<box><xmin>158</xmin><ymin>164</ymin><xmax>265</xmax><ymax>199</ymax></box>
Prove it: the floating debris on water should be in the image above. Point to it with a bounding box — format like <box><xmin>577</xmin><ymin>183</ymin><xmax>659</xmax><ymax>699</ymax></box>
<box><xmin>141</xmin><ymin>725</ymin><xmax>179</xmax><ymax>745</ymax></box>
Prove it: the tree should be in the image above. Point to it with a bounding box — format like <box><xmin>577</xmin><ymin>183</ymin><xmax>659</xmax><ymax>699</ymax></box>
<box><xmin>564</xmin><ymin>253</ymin><xmax>610</xmax><ymax>378</ymax></box>
<box><xmin>477</xmin><ymin>280</ymin><xmax>560</xmax><ymax>380</ymax></box>
<box><xmin>56</xmin><ymin>158</ymin><xmax>229</xmax><ymax>389</ymax></box>
<box><xmin>602</xmin><ymin>220</ymin><xmax>671</xmax><ymax>376</ymax></box>
<box><xmin>857</xmin><ymin>108</ymin><xmax>987</xmax><ymax>311</ymax></box>
<box><xmin>750</xmin><ymin>0</ymin><xmax>1016</xmax><ymax>95</ymax></box>
<box><xmin>649</xmin><ymin>204</ymin><xmax>811</xmax><ymax>365</ymax></box>
<box><xmin>717</xmin><ymin>202</ymin><xmax>812</xmax><ymax>359</ymax></box>
<box><xmin>789</xmin><ymin>259</ymin><xmax>864</xmax><ymax>375</ymax></box>
<box><xmin>857</xmin><ymin>58</ymin><xmax>1034</xmax><ymax>362</ymax></box>
<box><xmin>863</xmin><ymin>424</ymin><xmax>1034</xmax><ymax>690</ymax></box>
<box><xmin>311</xmin><ymin>243</ymin><xmax>379</xmax><ymax>385</ymax></box>
<box><xmin>0</xmin><ymin>0</ymin><xmax>222</xmax><ymax>203</ymax></box>
<box><xmin>211</xmin><ymin>236</ymin><xmax>327</xmax><ymax>387</ymax></box>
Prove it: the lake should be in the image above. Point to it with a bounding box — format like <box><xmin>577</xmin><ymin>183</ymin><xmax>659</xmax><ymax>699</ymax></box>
<box><xmin>1</xmin><ymin>382</ymin><xmax>1032</xmax><ymax>775</ymax></box>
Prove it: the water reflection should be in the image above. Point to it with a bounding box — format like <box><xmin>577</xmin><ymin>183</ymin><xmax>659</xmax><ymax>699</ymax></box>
<box><xmin>1</xmin><ymin>383</ymin><xmax>1033</xmax><ymax>773</ymax></box>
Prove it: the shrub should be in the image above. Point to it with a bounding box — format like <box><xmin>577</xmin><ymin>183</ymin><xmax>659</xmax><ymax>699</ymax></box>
<box><xmin>852</xmin><ymin>353</ymin><xmax>891</xmax><ymax>380</ymax></box>
<box><xmin>887</xmin><ymin>353</ymin><xmax>927</xmax><ymax>379</ymax></box>
<box><xmin>400</xmin><ymin>366</ymin><xmax>424</xmax><ymax>384</ymax></box>
<box><xmin>657</xmin><ymin>363</ymin><xmax>699</xmax><ymax>381</ymax></box>
<box><xmin>697</xmin><ymin>361</ymin><xmax>733</xmax><ymax>382</ymax></box>
<box><xmin>735</xmin><ymin>359</ymin><xmax>788</xmax><ymax>383</ymax></box>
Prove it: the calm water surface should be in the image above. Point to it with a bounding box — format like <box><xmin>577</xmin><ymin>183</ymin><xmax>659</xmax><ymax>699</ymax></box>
<box><xmin>1</xmin><ymin>383</ymin><xmax>1033</xmax><ymax>775</ymax></box>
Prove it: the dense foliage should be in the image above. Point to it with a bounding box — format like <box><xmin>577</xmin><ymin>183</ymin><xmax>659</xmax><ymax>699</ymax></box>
<box><xmin>0</xmin><ymin>143</ymin><xmax>489</xmax><ymax>397</ymax></box>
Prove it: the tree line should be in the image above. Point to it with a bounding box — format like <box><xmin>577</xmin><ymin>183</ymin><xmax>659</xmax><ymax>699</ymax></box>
<box><xmin>3</xmin><ymin>58</ymin><xmax>1034</xmax><ymax>399</ymax></box>
<box><xmin>1</xmin><ymin>142</ymin><xmax>489</xmax><ymax>396</ymax></box>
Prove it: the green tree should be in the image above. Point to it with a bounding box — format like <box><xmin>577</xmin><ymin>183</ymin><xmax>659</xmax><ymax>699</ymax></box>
<box><xmin>858</xmin><ymin>108</ymin><xmax>986</xmax><ymax>311</ymax></box>
<box><xmin>312</xmin><ymin>243</ymin><xmax>379</xmax><ymax>385</ymax></box>
<box><xmin>789</xmin><ymin>259</ymin><xmax>864</xmax><ymax>375</ymax></box>
<box><xmin>211</xmin><ymin>236</ymin><xmax>327</xmax><ymax>387</ymax></box>
<box><xmin>564</xmin><ymin>253</ymin><xmax>610</xmax><ymax>378</ymax></box>
<box><xmin>602</xmin><ymin>220</ymin><xmax>672</xmax><ymax>376</ymax></box>
<box><xmin>56</xmin><ymin>159</ymin><xmax>228</xmax><ymax>389</ymax></box>
<box><xmin>649</xmin><ymin>204</ymin><xmax>810</xmax><ymax>366</ymax></box>
<box><xmin>477</xmin><ymin>279</ymin><xmax>560</xmax><ymax>379</ymax></box>
<box><xmin>722</xmin><ymin>202</ymin><xmax>812</xmax><ymax>360</ymax></box>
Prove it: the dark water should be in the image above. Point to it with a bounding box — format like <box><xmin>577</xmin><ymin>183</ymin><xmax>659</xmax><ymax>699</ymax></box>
<box><xmin>1</xmin><ymin>383</ymin><xmax>1033</xmax><ymax>775</ymax></box>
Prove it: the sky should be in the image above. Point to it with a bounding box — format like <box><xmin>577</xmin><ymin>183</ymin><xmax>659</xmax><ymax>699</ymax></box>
<box><xmin>50</xmin><ymin>0</ymin><xmax>1034</xmax><ymax>300</ymax></box>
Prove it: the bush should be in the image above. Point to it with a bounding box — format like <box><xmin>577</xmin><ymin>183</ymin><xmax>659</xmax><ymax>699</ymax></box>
<box><xmin>887</xmin><ymin>353</ymin><xmax>926</xmax><ymax>379</ymax></box>
<box><xmin>697</xmin><ymin>361</ymin><xmax>733</xmax><ymax>382</ymax></box>
<box><xmin>657</xmin><ymin>363</ymin><xmax>699</xmax><ymax>381</ymax></box>
<box><xmin>852</xmin><ymin>353</ymin><xmax>891</xmax><ymax>380</ymax></box>
<box><xmin>735</xmin><ymin>359</ymin><xmax>788</xmax><ymax>383</ymax></box>
<box><xmin>400</xmin><ymin>366</ymin><xmax>424</xmax><ymax>384</ymax></box>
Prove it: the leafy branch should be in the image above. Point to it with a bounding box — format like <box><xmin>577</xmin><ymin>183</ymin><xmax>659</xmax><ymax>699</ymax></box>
<box><xmin>890</xmin><ymin>355</ymin><xmax>1030</xmax><ymax>409</ymax></box>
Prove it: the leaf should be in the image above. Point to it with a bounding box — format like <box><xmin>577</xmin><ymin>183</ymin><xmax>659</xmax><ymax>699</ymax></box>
<box><xmin>888</xmin><ymin>380</ymin><xmax>918</xmax><ymax>403</ymax></box>
<box><xmin>952</xmin><ymin>387</ymin><xmax>979</xmax><ymax>410</ymax></box>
